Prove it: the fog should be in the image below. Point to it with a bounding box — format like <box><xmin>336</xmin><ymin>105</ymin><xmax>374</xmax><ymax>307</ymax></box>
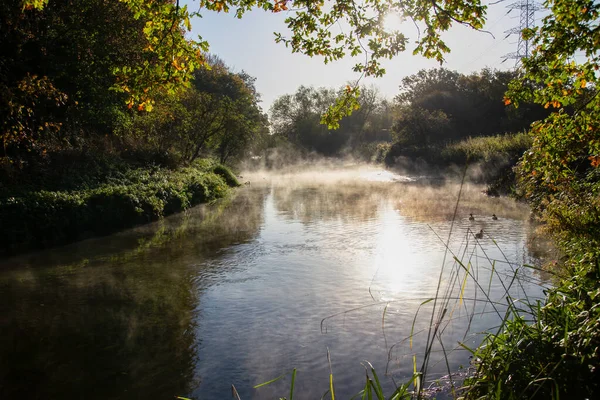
<box><xmin>0</xmin><ymin>162</ymin><xmax>544</xmax><ymax>400</ymax></box>
<box><xmin>242</xmin><ymin>163</ymin><xmax>531</xmax><ymax>223</ymax></box>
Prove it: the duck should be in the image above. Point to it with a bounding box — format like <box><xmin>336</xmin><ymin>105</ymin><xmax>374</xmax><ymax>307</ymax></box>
<box><xmin>469</xmin><ymin>213</ymin><xmax>475</xmax><ymax>221</ymax></box>
<box><xmin>492</xmin><ymin>214</ymin><xmax>498</xmax><ymax>220</ymax></box>
<box><xmin>475</xmin><ymin>229</ymin><xmax>484</xmax><ymax>239</ymax></box>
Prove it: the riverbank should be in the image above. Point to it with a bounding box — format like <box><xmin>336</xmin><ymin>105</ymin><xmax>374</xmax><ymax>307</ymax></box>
<box><xmin>0</xmin><ymin>158</ymin><xmax>239</xmax><ymax>256</ymax></box>
<box><xmin>463</xmin><ymin>222</ymin><xmax>600</xmax><ymax>398</ymax></box>
<box><xmin>383</xmin><ymin>132</ymin><xmax>532</xmax><ymax>195</ymax></box>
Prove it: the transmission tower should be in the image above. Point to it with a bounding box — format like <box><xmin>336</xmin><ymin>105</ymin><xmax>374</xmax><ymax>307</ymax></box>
<box><xmin>502</xmin><ymin>0</ymin><xmax>541</xmax><ymax>67</ymax></box>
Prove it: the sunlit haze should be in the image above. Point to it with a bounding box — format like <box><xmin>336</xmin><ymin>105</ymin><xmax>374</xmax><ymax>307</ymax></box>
<box><xmin>187</xmin><ymin>0</ymin><xmax>522</xmax><ymax>111</ymax></box>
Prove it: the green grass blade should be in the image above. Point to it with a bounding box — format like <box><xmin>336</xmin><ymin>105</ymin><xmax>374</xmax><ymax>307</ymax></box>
<box><xmin>289</xmin><ymin>368</ymin><xmax>296</xmax><ymax>400</ymax></box>
<box><xmin>330</xmin><ymin>373</ymin><xmax>335</xmax><ymax>400</ymax></box>
<box><xmin>388</xmin><ymin>374</ymin><xmax>416</xmax><ymax>400</ymax></box>
<box><xmin>459</xmin><ymin>261</ymin><xmax>471</xmax><ymax>306</ymax></box>
<box><xmin>253</xmin><ymin>373</ymin><xmax>286</xmax><ymax>389</ymax></box>
<box><xmin>327</xmin><ymin>348</ymin><xmax>335</xmax><ymax>400</ymax></box>
<box><xmin>410</xmin><ymin>298</ymin><xmax>434</xmax><ymax>349</ymax></box>
<box><xmin>360</xmin><ymin>377</ymin><xmax>369</xmax><ymax>400</ymax></box>
<box><xmin>458</xmin><ymin>341</ymin><xmax>476</xmax><ymax>355</ymax></box>
<box><xmin>364</xmin><ymin>362</ymin><xmax>384</xmax><ymax>400</ymax></box>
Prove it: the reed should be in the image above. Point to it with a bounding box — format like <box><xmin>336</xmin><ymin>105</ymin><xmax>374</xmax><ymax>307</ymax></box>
<box><xmin>243</xmin><ymin>167</ymin><xmax>597</xmax><ymax>400</ymax></box>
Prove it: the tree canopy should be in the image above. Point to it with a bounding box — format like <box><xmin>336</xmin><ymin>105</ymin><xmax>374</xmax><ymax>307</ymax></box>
<box><xmin>506</xmin><ymin>0</ymin><xmax>600</xmax><ymax>248</ymax></box>
<box><xmin>270</xmin><ymin>85</ymin><xmax>391</xmax><ymax>156</ymax></box>
<box><xmin>391</xmin><ymin>68</ymin><xmax>547</xmax><ymax>146</ymax></box>
<box><xmin>11</xmin><ymin>0</ymin><xmax>487</xmax><ymax>136</ymax></box>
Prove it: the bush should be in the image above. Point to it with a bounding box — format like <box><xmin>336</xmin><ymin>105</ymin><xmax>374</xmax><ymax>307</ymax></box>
<box><xmin>212</xmin><ymin>164</ymin><xmax>240</xmax><ymax>187</ymax></box>
<box><xmin>0</xmin><ymin>164</ymin><xmax>234</xmax><ymax>255</ymax></box>
<box><xmin>465</xmin><ymin>258</ymin><xmax>600</xmax><ymax>399</ymax></box>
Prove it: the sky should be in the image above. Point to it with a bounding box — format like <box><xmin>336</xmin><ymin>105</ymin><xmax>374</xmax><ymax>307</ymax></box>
<box><xmin>185</xmin><ymin>0</ymin><xmax>535</xmax><ymax>112</ymax></box>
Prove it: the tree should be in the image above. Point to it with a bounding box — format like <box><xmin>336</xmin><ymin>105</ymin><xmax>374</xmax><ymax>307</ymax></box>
<box><xmin>113</xmin><ymin>57</ymin><xmax>267</xmax><ymax>165</ymax></box>
<box><xmin>464</xmin><ymin>2</ymin><xmax>600</xmax><ymax>398</ymax></box>
<box><xmin>270</xmin><ymin>85</ymin><xmax>392</xmax><ymax>156</ymax></box>
<box><xmin>174</xmin><ymin>60</ymin><xmax>264</xmax><ymax>163</ymax></box>
<box><xmin>505</xmin><ymin>0</ymin><xmax>600</xmax><ymax>234</ymax></box>
<box><xmin>270</xmin><ymin>86</ymin><xmax>335</xmax><ymax>153</ymax></box>
<box><xmin>212</xmin><ymin>71</ymin><xmax>270</xmax><ymax>164</ymax></box>
<box><xmin>1</xmin><ymin>0</ymin><xmax>204</xmax><ymax>165</ymax></box>
<box><xmin>19</xmin><ymin>0</ymin><xmax>487</xmax><ymax>125</ymax></box>
<box><xmin>390</xmin><ymin>68</ymin><xmax>546</xmax><ymax>147</ymax></box>
<box><xmin>392</xmin><ymin>107</ymin><xmax>451</xmax><ymax>146</ymax></box>
<box><xmin>509</xmin><ymin>0</ymin><xmax>600</xmax><ymax>245</ymax></box>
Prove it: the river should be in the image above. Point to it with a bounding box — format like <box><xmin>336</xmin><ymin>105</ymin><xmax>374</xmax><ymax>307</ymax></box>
<box><xmin>0</xmin><ymin>166</ymin><xmax>549</xmax><ymax>399</ymax></box>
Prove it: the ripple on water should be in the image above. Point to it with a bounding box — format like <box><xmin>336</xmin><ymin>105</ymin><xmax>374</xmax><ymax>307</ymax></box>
<box><xmin>0</xmin><ymin>174</ymin><xmax>548</xmax><ymax>400</ymax></box>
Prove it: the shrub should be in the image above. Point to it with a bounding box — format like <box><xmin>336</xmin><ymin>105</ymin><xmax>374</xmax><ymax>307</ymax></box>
<box><xmin>465</xmin><ymin>259</ymin><xmax>600</xmax><ymax>399</ymax></box>
<box><xmin>212</xmin><ymin>164</ymin><xmax>240</xmax><ymax>187</ymax></box>
<box><xmin>0</xmin><ymin>163</ymin><xmax>235</xmax><ymax>255</ymax></box>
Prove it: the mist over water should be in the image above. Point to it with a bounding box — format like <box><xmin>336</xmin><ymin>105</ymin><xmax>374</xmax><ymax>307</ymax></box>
<box><xmin>0</xmin><ymin>166</ymin><xmax>547</xmax><ymax>399</ymax></box>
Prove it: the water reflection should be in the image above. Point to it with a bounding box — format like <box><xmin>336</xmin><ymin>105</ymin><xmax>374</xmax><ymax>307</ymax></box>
<box><xmin>0</xmin><ymin>188</ymin><xmax>268</xmax><ymax>399</ymax></box>
<box><xmin>269</xmin><ymin>177</ymin><xmax>529</xmax><ymax>224</ymax></box>
<box><xmin>0</xmin><ymin>169</ymin><xmax>548</xmax><ymax>399</ymax></box>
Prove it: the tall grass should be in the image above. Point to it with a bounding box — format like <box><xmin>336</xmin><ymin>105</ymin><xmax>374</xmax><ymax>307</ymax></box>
<box><xmin>384</xmin><ymin>132</ymin><xmax>531</xmax><ymax>168</ymax></box>
<box><xmin>249</xmin><ymin>223</ymin><xmax>548</xmax><ymax>399</ymax></box>
<box><xmin>244</xmin><ymin>170</ymin><xmax>578</xmax><ymax>400</ymax></box>
<box><xmin>440</xmin><ymin>132</ymin><xmax>532</xmax><ymax>165</ymax></box>
<box><xmin>383</xmin><ymin>133</ymin><xmax>532</xmax><ymax>195</ymax></box>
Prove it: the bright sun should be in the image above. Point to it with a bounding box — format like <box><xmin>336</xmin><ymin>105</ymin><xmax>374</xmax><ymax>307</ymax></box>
<box><xmin>382</xmin><ymin>12</ymin><xmax>403</xmax><ymax>32</ymax></box>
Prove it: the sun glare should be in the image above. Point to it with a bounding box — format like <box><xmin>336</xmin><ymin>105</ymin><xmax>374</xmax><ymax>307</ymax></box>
<box><xmin>373</xmin><ymin>208</ymin><xmax>417</xmax><ymax>296</ymax></box>
<box><xmin>382</xmin><ymin>12</ymin><xmax>403</xmax><ymax>32</ymax></box>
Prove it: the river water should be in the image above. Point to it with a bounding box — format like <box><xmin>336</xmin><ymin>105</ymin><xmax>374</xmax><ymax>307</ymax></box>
<box><xmin>0</xmin><ymin>167</ymin><xmax>549</xmax><ymax>399</ymax></box>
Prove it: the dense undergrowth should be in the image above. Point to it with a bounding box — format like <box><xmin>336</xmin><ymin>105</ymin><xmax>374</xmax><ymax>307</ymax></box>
<box><xmin>463</xmin><ymin>221</ymin><xmax>600</xmax><ymax>399</ymax></box>
<box><xmin>384</xmin><ymin>132</ymin><xmax>531</xmax><ymax>170</ymax></box>
<box><xmin>0</xmin><ymin>157</ymin><xmax>239</xmax><ymax>256</ymax></box>
<box><xmin>465</xmin><ymin>263</ymin><xmax>600</xmax><ymax>399</ymax></box>
<box><xmin>383</xmin><ymin>133</ymin><xmax>531</xmax><ymax>195</ymax></box>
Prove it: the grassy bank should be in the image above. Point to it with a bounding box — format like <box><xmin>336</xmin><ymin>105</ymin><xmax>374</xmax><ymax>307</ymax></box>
<box><xmin>384</xmin><ymin>133</ymin><xmax>532</xmax><ymax>194</ymax></box>
<box><xmin>464</xmin><ymin>265</ymin><xmax>600</xmax><ymax>398</ymax></box>
<box><xmin>0</xmin><ymin>159</ymin><xmax>239</xmax><ymax>256</ymax></box>
<box><xmin>463</xmin><ymin>230</ymin><xmax>600</xmax><ymax>399</ymax></box>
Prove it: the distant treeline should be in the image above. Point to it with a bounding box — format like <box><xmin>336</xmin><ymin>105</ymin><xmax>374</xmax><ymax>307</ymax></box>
<box><xmin>266</xmin><ymin>68</ymin><xmax>547</xmax><ymax>169</ymax></box>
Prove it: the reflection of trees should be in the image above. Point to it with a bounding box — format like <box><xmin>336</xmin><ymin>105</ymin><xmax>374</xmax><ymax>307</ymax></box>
<box><xmin>392</xmin><ymin>182</ymin><xmax>530</xmax><ymax>223</ymax></box>
<box><xmin>271</xmin><ymin>181</ymin><xmax>530</xmax><ymax>225</ymax></box>
<box><xmin>0</xmin><ymin>188</ymin><xmax>268</xmax><ymax>400</ymax></box>
<box><xmin>272</xmin><ymin>184</ymin><xmax>388</xmax><ymax>223</ymax></box>
<box><xmin>0</xmin><ymin>262</ymin><xmax>198</xmax><ymax>400</ymax></box>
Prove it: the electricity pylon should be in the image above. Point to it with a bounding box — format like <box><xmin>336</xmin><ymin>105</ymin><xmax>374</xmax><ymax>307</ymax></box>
<box><xmin>502</xmin><ymin>0</ymin><xmax>541</xmax><ymax>67</ymax></box>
